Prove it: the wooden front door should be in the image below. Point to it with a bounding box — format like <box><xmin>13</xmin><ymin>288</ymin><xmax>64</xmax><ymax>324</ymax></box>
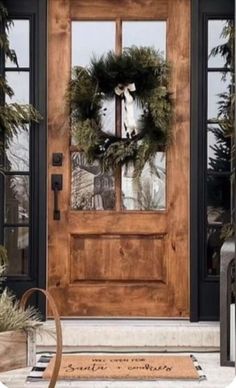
<box><xmin>48</xmin><ymin>0</ymin><xmax>190</xmax><ymax>317</ymax></box>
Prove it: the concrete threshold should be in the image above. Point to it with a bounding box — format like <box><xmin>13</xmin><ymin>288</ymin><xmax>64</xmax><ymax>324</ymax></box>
<box><xmin>36</xmin><ymin>320</ymin><xmax>220</xmax><ymax>353</ymax></box>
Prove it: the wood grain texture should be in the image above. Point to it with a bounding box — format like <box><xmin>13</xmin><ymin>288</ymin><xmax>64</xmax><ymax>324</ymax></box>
<box><xmin>71</xmin><ymin>234</ymin><xmax>166</xmax><ymax>282</ymax></box>
<box><xmin>166</xmin><ymin>0</ymin><xmax>190</xmax><ymax>316</ymax></box>
<box><xmin>69</xmin><ymin>212</ymin><xmax>167</xmax><ymax>234</ymax></box>
<box><xmin>0</xmin><ymin>330</ymin><xmax>27</xmax><ymax>372</ymax></box>
<box><xmin>71</xmin><ymin>0</ymin><xmax>168</xmax><ymax>19</ymax></box>
<box><xmin>48</xmin><ymin>0</ymin><xmax>71</xmax><ymax>291</ymax></box>
<box><xmin>49</xmin><ymin>283</ymin><xmax>178</xmax><ymax>317</ymax></box>
<box><xmin>48</xmin><ymin>0</ymin><xmax>190</xmax><ymax>318</ymax></box>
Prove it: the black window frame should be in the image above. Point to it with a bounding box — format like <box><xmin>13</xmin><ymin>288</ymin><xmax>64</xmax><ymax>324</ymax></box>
<box><xmin>0</xmin><ymin>0</ymin><xmax>47</xmax><ymax>316</ymax></box>
<box><xmin>191</xmin><ymin>0</ymin><xmax>234</xmax><ymax>321</ymax></box>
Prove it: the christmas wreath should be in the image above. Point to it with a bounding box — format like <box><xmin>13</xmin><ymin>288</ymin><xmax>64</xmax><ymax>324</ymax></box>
<box><xmin>68</xmin><ymin>46</ymin><xmax>172</xmax><ymax>176</ymax></box>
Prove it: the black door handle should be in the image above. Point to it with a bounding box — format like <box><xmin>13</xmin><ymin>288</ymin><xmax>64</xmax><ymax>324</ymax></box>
<box><xmin>51</xmin><ymin>174</ymin><xmax>63</xmax><ymax>220</ymax></box>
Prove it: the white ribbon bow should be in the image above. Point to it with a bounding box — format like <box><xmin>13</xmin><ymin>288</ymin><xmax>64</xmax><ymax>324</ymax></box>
<box><xmin>114</xmin><ymin>83</ymin><xmax>136</xmax><ymax>136</ymax></box>
<box><xmin>114</xmin><ymin>83</ymin><xmax>136</xmax><ymax>97</ymax></box>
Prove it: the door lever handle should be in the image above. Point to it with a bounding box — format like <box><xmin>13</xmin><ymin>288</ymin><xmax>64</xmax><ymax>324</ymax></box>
<box><xmin>51</xmin><ymin>174</ymin><xmax>63</xmax><ymax>220</ymax></box>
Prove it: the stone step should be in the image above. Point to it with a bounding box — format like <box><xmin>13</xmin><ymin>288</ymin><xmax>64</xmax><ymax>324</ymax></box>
<box><xmin>36</xmin><ymin>320</ymin><xmax>219</xmax><ymax>352</ymax></box>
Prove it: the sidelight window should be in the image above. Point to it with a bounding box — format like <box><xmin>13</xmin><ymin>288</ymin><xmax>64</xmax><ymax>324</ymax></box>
<box><xmin>206</xmin><ymin>19</ymin><xmax>234</xmax><ymax>276</ymax></box>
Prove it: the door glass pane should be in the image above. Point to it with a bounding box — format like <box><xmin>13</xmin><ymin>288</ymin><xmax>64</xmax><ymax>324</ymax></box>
<box><xmin>122</xmin><ymin>153</ymin><xmax>166</xmax><ymax>210</ymax></box>
<box><xmin>208</xmin><ymin>71</ymin><xmax>231</xmax><ymax>120</ymax></box>
<box><xmin>121</xmin><ymin>22</ymin><xmax>167</xmax><ymax>210</ymax></box>
<box><xmin>5</xmin><ymin>175</ymin><xmax>29</xmax><ymax>224</ymax></box>
<box><xmin>71</xmin><ymin>21</ymin><xmax>116</xmax><ymax>145</ymax></box>
<box><xmin>5</xmin><ymin>20</ymin><xmax>30</xmax><ymax>68</ymax></box>
<box><xmin>5</xmin><ymin>71</ymin><xmax>29</xmax><ymax>104</ymax></box>
<box><xmin>4</xmin><ymin>227</ymin><xmax>29</xmax><ymax>275</ymax></box>
<box><xmin>123</xmin><ymin>21</ymin><xmax>166</xmax><ymax>57</ymax></box>
<box><xmin>207</xmin><ymin>124</ymin><xmax>231</xmax><ymax>172</ymax></box>
<box><xmin>71</xmin><ymin>152</ymin><xmax>115</xmax><ymax>210</ymax></box>
<box><xmin>208</xmin><ymin>20</ymin><xmax>230</xmax><ymax>68</ymax></box>
<box><xmin>72</xmin><ymin>22</ymin><xmax>115</xmax><ymax>67</ymax></box>
<box><xmin>5</xmin><ymin>126</ymin><xmax>29</xmax><ymax>171</ymax></box>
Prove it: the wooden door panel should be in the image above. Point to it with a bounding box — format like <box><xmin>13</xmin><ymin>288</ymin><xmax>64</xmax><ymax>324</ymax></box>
<box><xmin>48</xmin><ymin>0</ymin><xmax>190</xmax><ymax>317</ymax></box>
<box><xmin>69</xmin><ymin>212</ymin><xmax>167</xmax><ymax>234</ymax></box>
<box><xmin>70</xmin><ymin>234</ymin><xmax>166</xmax><ymax>281</ymax></box>
<box><xmin>50</xmin><ymin>283</ymin><xmax>178</xmax><ymax>317</ymax></box>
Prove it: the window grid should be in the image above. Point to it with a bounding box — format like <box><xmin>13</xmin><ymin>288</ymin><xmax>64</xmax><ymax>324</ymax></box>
<box><xmin>3</xmin><ymin>18</ymin><xmax>31</xmax><ymax>276</ymax></box>
<box><xmin>205</xmin><ymin>18</ymin><xmax>233</xmax><ymax>277</ymax></box>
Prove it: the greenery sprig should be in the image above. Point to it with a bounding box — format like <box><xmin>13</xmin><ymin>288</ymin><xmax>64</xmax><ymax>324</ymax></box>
<box><xmin>68</xmin><ymin>46</ymin><xmax>172</xmax><ymax>176</ymax></box>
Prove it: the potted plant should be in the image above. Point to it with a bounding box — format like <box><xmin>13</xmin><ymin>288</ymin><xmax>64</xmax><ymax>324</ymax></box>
<box><xmin>0</xmin><ymin>260</ymin><xmax>41</xmax><ymax>372</ymax></box>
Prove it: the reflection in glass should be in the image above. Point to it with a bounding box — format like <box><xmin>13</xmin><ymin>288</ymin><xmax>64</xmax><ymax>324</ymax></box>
<box><xmin>122</xmin><ymin>153</ymin><xmax>166</xmax><ymax>210</ymax></box>
<box><xmin>206</xmin><ymin>18</ymin><xmax>234</xmax><ymax>278</ymax></box>
<box><xmin>207</xmin><ymin>124</ymin><xmax>231</xmax><ymax>171</ymax></box>
<box><xmin>123</xmin><ymin>21</ymin><xmax>166</xmax><ymax>57</ymax></box>
<box><xmin>208</xmin><ymin>20</ymin><xmax>229</xmax><ymax>68</ymax></box>
<box><xmin>72</xmin><ymin>22</ymin><xmax>115</xmax><ymax>67</ymax></box>
<box><xmin>5</xmin><ymin>175</ymin><xmax>29</xmax><ymax>224</ymax></box>
<box><xmin>121</xmin><ymin>21</ymin><xmax>167</xmax><ymax>158</ymax></box>
<box><xmin>5</xmin><ymin>20</ymin><xmax>30</xmax><ymax>68</ymax></box>
<box><xmin>4</xmin><ymin>227</ymin><xmax>29</xmax><ymax>275</ymax></box>
<box><xmin>71</xmin><ymin>153</ymin><xmax>115</xmax><ymax>210</ymax></box>
<box><xmin>5</xmin><ymin>72</ymin><xmax>29</xmax><ymax>104</ymax></box>
<box><xmin>72</xmin><ymin>21</ymin><xmax>116</xmax><ymax>138</ymax></box>
<box><xmin>5</xmin><ymin>126</ymin><xmax>29</xmax><ymax>171</ymax></box>
<box><xmin>208</xmin><ymin>72</ymin><xmax>231</xmax><ymax>120</ymax></box>
<box><xmin>207</xmin><ymin>224</ymin><xmax>224</xmax><ymax>276</ymax></box>
<box><xmin>207</xmin><ymin>175</ymin><xmax>230</xmax><ymax>224</ymax></box>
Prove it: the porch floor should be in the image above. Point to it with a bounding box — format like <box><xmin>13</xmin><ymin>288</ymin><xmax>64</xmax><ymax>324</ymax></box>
<box><xmin>0</xmin><ymin>352</ymin><xmax>234</xmax><ymax>388</ymax></box>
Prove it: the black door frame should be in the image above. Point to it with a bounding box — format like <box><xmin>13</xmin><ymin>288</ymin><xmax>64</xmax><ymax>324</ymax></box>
<box><xmin>191</xmin><ymin>0</ymin><xmax>234</xmax><ymax>321</ymax></box>
<box><xmin>0</xmin><ymin>0</ymin><xmax>47</xmax><ymax>316</ymax></box>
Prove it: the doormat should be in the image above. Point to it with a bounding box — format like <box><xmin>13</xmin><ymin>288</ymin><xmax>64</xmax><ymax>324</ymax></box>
<box><xmin>27</xmin><ymin>354</ymin><xmax>206</xmax><ymax>381</ymax></box>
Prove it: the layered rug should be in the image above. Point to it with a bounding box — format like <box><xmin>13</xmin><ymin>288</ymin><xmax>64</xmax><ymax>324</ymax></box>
<box><xmin>27</xmin><ymin>354</ymin><xmax>206</xmax><ymax>382</ymax></box>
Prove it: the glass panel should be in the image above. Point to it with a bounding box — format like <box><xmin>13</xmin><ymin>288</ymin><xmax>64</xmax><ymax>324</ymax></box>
<box><xmin>208</xmin><ymin>20</ymin><xmax>229</xmax><ymax>68</ymax></box>
<box><xmin>123</xmin><ymin>21</ymin><xmax>166</xmax><ymax>57</ymax></box>
<box><xmin>5</xmin><ymin>175</ymin><xmax>29</xmax><ymax>224</ymax></box>
<box><xmin>71</xmin><ymin>152</ymin><xmax>115</xmax><ymax>210</ymax></box>
<box><xmin>5</xmin><ymin>126</ymin><xmax>29</xmax><ymax>171</ymax></box>
<box><xmin>71</xmin><ymin>21</ymin><xmax>116</xmax><ymax>140</ymax></box>
<box><xmin>207</xmin><ymin>124</ymin><xmax>231</xmax><ymax>172</ymax></box>
<box><xmin>207</xmin><ymin>175</ymin><xmax>231</xmax><ymax>224</ymax></box>
<box><xmin>5</xmin><ymin>20</ymin><xmax>30</xmax><ymax>68</ymax></box>
<box><xmin>208</xmin><ymin>71</ymin><xmax>231</xmax><ymax>120</ymax></box>
<box><xmin>122</xmin><ymin>153</ymin><xmax>166</xmax><ymax>210</ymax></box>
<box><xmin>207</xmin><ymin>224</ymin><xmax>225</xmax><ymax>276</ymax></box>
<box><xmin>121</xmin><ymin>21</ymin><xmax>167</xmax><ymax>211</ymax></box>
<box><xmin>4</xmin><ymin>227</ymin><xmax>29</xmax><ymax>275</ymax></box>
<box><xmin>72</xmin><ymin>21</ymin><xmax>115</xmax><ymax>67</ymax></box>
<box><xmin>5</xmin><ymin>72</ymin><xmax>29</xmax><ymax>104</ymax></box>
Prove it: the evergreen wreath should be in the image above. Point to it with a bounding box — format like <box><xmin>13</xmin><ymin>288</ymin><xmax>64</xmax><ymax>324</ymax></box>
<box><xmin>68</xmin><ymin>46</ymin><xmax>172</xmax><ymax>176</ymax></box>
